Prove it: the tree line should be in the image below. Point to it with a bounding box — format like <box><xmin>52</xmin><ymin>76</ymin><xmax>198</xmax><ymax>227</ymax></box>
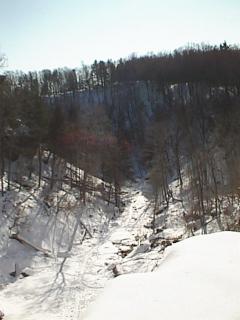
<box><xmin>4</xmin><ymin>42</ymin><xmax>240</xmax><ymax>95</ymax></box>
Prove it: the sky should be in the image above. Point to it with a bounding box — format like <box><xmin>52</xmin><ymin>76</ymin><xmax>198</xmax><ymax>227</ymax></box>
<box><xmin>0</xmin><ymin>0</ymin><xmax>240</xmax><ymax>71</ymax></box>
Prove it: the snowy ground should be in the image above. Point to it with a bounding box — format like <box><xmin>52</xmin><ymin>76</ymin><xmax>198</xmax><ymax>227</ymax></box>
<box><xmin>0</xmin><ymin>179</ymin><xmax>164</xmax><ymax>320</ymax></box>
<box><xmin>1</xmin><ymin>172</ymin><xmax>237</xmax><ymax>320</ymax></box>
<box><xmin>83</xmin><ymin>231</ymin><xmax>240</xmax><ymax>320</ymax></box>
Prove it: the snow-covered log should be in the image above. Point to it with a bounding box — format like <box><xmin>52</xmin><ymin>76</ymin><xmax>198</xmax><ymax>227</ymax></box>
<box><xmin>10</xmin><ymin>234</ymin><xmax>53</xmax><ymax>257</ymax></box>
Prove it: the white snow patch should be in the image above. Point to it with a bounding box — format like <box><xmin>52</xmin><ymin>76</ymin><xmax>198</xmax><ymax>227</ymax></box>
<box><xmin>83</xmin><ymin>232</ymin><xmax>240</xmax><ymax>320</ymax></box>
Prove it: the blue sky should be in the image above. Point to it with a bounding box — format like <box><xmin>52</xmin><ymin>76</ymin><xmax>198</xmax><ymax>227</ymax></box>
<box><xmin>0</xmin><ymin>0</ymin><xmax>239</xmax><ymax>71</ymax></box>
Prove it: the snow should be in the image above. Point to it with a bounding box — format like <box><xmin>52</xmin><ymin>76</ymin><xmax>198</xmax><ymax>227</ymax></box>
<box><xmin>1</xmin><ymin>169</ymin><xmax>239</xmax><ymax>320</ymax></box>
<box><xmin>0</xmin><ymin>180</ymin><xmax>157</xmax><ymax>319</ymax></box>
<box><xmin>83</xmin><ymin>232</ymin><xmax>240</xmax><ymax>320</ymax></box>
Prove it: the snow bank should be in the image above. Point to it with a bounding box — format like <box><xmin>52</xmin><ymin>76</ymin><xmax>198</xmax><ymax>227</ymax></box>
<box><xmin>83</xmin><ymin>232</ymin><xmax>240</xmax><ymax>320</ymax></box>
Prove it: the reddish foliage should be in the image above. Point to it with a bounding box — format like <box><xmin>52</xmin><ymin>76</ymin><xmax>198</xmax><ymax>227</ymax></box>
<box><xmin>60</xmin><ymin>129</ymin><xmax>117</xmax><ymax>150</ymax></box>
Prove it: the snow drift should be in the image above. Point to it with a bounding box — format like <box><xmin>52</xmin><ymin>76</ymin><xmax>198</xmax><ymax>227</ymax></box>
<box><xmin>83</xmin><ymin>231</ymin><xmax>240</xmax><ymax>320</ymax></box>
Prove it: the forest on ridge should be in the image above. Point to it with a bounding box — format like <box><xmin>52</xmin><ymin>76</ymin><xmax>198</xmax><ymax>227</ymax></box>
<box><xmin>1</xmin><ymin>42</ymin><xmax>240</xmax><ymax>233</ymax></box>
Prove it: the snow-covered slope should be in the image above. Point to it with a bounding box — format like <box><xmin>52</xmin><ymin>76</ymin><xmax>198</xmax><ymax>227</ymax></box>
<box><xmin>0</xmin><ymin>180</ymin><xmax>158</xmax><ymax>319</ymax></box>
<box><xmin>83</xmin><ymin>231</ymin><xmax>240</xmax><ymax>320</ymax></box>
<box><xmin>1</xmin><ymin>169</ymin><xmax>239</xmax><ymax>320</ymax></box>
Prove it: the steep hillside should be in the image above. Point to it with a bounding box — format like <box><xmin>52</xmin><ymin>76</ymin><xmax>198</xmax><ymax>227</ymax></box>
<box><xmin>0</xmin><ymin>163</ymin><xmax>190</xmax><ymax>320</ymax></box>
<box><xmin>1</xmin><ymin>156</ymin><xmax>240</xmax><ymax>319</ymax></box>
<box><xmin>1</xmin><ymin>44</ymin><xmax>240</xmax><ymax>319</ymax></box>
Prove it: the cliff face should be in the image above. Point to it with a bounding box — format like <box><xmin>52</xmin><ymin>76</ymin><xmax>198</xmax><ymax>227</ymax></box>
<box><xmin>46</xmin><ymin>81</ymin><xmax>194</xmax><ymax>143</ymax></box>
